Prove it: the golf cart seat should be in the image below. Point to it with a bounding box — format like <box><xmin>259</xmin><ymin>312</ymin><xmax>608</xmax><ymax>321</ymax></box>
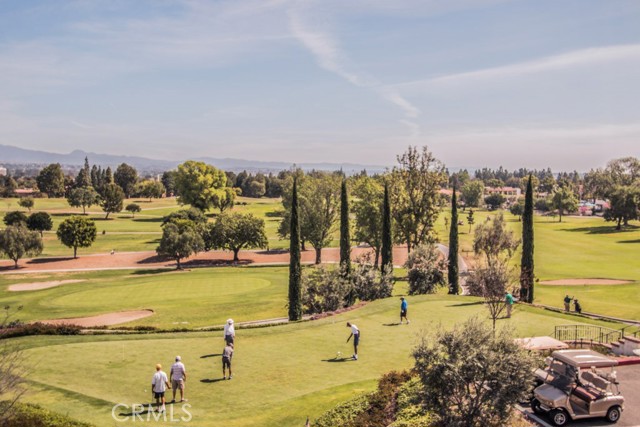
<box><xmin>573</xmin><ymin>386</ymin><xmax>597</xmax><ymax>402</ymax></box>
<box><xmin>581</xmin><ymin>371</ymin><xmax>611</xmax><ymax>396</ymax></box>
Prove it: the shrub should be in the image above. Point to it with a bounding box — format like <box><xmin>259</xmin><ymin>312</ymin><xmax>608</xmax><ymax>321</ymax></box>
<box><xmin>301</xmin><ymin>267</ymin><xmax>351</xmax><ymax>314</ymax></box>
<box><xmin>352</xmin><ymin>255</ymin><xmax>394</xmax><ymax>301</ymax></box>
<box><xmin>0</xmin><ymin>401</ymin><xmax>93</xmax><ymax>427</ymax></box>
<box><xmin>0</xmin><ymin>322</ymin><xmax>82</xmax><ymax>340</ymax></box>
<box><xmin>314</xmin><ymin>393</ymin><xmax>371</xmax><ymax>427</ymax></box>
<box><xmin>404</xmin><ymin>244</ymin><xmax>446</xmax><ymax>295</ymax></box>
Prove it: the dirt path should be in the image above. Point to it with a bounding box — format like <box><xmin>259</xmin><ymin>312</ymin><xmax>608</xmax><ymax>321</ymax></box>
<box><xmin>0</xmin><ymin>246</ymin><xmax>413</xmax><ymax>273</ymax></box>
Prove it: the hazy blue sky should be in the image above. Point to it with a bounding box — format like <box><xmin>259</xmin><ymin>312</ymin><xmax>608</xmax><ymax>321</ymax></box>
<box><xmin>1</xmin><ymin>0</ymin><xmax>639</xmax><ymax>170</ymax></box>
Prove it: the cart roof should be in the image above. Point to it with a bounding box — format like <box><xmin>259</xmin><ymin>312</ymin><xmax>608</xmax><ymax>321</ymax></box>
<box><xmin>551</xmin><ymin>349</ymin><xmax>618</xmax><ymax>368</ymax></box>
<box><xmin>515</xmin><ymin>336</ymin><xmax>570</xmax><ymax>351</ymax></box>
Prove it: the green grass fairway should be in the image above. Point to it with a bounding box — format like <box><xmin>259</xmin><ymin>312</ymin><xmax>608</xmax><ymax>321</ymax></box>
<box><xmin>17</xmin><ymin>295</ymin><xmax>623</xmax><ymax>427</ymax></box>
<box><xmin>0</xmin><ymin>267</ymin><xmax>289</xmax><ymax>329</ymax></box>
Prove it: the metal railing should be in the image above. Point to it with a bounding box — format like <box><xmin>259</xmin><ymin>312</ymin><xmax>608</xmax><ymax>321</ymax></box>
<box><xmin>554</xmin><ymin>324</ymin><xmax>623</xmax><ymax>345</ymax></box>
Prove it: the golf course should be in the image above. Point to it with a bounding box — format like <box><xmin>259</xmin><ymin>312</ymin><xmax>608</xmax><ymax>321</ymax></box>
<box><xmin>1</xmin><ymin>196</ymin><xmax>639</xmax><ymax>426</ymax></box>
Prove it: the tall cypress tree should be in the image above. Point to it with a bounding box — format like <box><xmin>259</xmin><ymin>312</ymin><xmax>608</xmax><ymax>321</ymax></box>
<box><xmin>381</xmin><ymin>180</ymin><xmax>393</xmax><ymax>275</ymax></box>
<box><xmin>288</xmin><ymin>178</ymin><xmax>302</xmax><ymax>321</ymax></box>
<box><xmin>448</xmin><ymin>185</ymin><xmax>459</xmax><ymax>294</ymax></box>
<box><xmin>339</xmin><ymin>179</ymin><xmax>351</xmax><ymax>275</ymax></box>
<box><xmin>520</xmin><ymin>174</ymin><xmax>535</xmax><ymax>303</ymax></box>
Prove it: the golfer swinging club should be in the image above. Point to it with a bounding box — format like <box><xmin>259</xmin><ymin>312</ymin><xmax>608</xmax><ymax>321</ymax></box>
<box><xmin>346</xmin><ymin>322</ymin><xmax>360</xmax><ymax>360</ymax></box>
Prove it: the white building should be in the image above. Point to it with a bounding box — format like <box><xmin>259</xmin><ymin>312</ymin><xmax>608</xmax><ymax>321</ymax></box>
<box><xmin>0</xmin><ymin>167</ymin><xmax>7</xmax><ymax>176</ymax></box>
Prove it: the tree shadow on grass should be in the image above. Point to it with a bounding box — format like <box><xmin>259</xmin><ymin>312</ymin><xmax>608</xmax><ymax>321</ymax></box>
<box><xmin>138</xmin><ymin>255</ymin><xmax>170</xmax><ymax>264</ymax></box>
<box><xmin>200</xmin><ymin>353</ymin><xmax>222</xmax><ymax>359</ymax></box>
<box><xmin>560</xmin><ymin>225</ymin><xmax>639</xmax><ymax>235</ymax></box>
<box><xmin>27</xmin><ymin>256</ymin><xmax>75</xmax><ymax>264</ymax></box>
<box><xmin>618</xmin><ymin>239</ymin><xmax>640</xmax><ymax>244</ymax></box>
<box><xmin>130</xmin><ymin>269</ymin><xmax>174</xmax><ymax>276</ymax></box>
<box><xmin>133</xmin><ymin>217</ymin><xmax>163</xmax><ymax>223</ymax></box>
<box><xmin>447</xmin><ymin>301</ymin><xmax>483</xmax><ymax>307</ymax></box>
<box><xmin>322</xmin><ymin>357</ymin><xmax>355</xmax><ymax>363</ymax></box>
<box><xmin>181</xmin><ymin>259</ymin><xmax>253</xmax><ymax>268</ymax></box>
<box><xmin>383</xmin><ymin>323</ymin><xmax>401</xmax><ymax>327</ymax></box>
<box><xmin>200</xmin><ymin>378</ymin><xmax>226</xmax><ymax>383</ymax></box>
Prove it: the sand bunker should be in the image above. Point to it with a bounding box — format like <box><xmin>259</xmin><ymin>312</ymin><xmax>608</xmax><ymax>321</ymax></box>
<box><xmin>8</xmin><ymin>279</ymin><xmax>86</xmax><ymax>291</ymax></box>
<box><xmin>39</xmin><ymin>310</ymin><xmax>154</xmax><ymax>327</ymax></box>
<box><xmin>540</xmin><ymin>278</ymin><xmax>633</xmax><ymax>286</ymax></box>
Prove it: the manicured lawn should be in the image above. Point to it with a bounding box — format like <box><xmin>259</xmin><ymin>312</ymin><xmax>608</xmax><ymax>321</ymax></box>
<box><xmin>16</xmin><ymin>294</ymin><xmax>623</xmax><ymax>427</ymax></box>
<box><xmin>0</xmin><ymin>267</ymin><xmax>290</xmax><ymax>329</ymax></box>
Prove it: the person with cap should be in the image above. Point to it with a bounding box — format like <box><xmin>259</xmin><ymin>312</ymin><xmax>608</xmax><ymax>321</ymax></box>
<box><xmin>400</xmin><ymin>297</ymin><xmax>410</xmax><ymax>324</ymax></box>
<box><xmin>170</xmin><ymin>355</ymin><xmax>187</xmax><ymax>403</ymax></box>
<box><xmin>222</xmin><ymin>342</ymin><xmax>234</xmax><ymax>380</ymax></box>
<box><xmin>563</xmin><ymin>294</ymin><xmax>573</xmax><ymax>312</ymax></box>
<box><xmin>346</xmin><ymin>322</ymin><xmax>360</xmax><ymax>360</ymax></box>
<box><xmin>224</xmin><ymin>318</ymin><xmax>235</xmax><ymax>345</ymax></box>
<box><xmin>151</xmin><ymin>363</ymin><xmax>171</xmax><ymax>412</ymax></box>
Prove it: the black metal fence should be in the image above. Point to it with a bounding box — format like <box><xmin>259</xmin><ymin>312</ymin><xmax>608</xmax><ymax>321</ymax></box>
<box><xmin>554</xmin><ymin>324</ymin><xmax>622</xmax><ymax>345</ymax></box>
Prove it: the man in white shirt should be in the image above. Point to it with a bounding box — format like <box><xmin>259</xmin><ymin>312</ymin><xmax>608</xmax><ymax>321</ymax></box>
<box><xmin>346</xmin><ymin>322</ymin><xmax>360</xmax><ymax>360</ymax></box>
<box><xmin>170</xmin><ymin>356</ymin><xmax>187</xmax><ymax>403</ymax></box>
<box><xmin>224</xmin><ymin>318</ymin><xmax>235</xmax><ymax>345</ymax></box>
<box><xmin>151</xmin><ymin>363</ymin><xmax>171</xmax><ymax>412</ymax></box>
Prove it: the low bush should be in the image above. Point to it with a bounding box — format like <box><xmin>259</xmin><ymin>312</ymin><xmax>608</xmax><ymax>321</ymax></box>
<box><xmin>0</xmin><ymin>401</ymin><xmax>93</xmax><ymax>427</ymax></box>
<box><xmin>0</xmin><ymin>322</ymin><xmax>82</xmax><ymax>340</ymax></box>
<box><xmin>404</xmin><ymin>244</ymin><xmax>446</xmax><ymax>295</ymax></box>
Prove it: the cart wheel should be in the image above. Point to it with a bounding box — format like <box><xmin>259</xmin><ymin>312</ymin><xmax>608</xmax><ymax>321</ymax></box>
<box><xmin>531</xmin><ymin>398</ymin><xmax>543</xmax><ymax>415</ymax></box>
<box><xmin>606</xmin><ymin>406</ymin><xmax>621</xmax><ymax>423</ymax></box>
<box><xmin>550</xmin><ymin>409</ymin><xmax>569</xmax><ymax>426</ymax></box>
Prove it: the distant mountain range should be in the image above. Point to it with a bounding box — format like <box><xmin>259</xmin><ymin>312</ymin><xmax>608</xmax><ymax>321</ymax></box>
<box><xmin>0</xmin><ymin>144</ymin><xmax>388</xmax><ymax>174</ymax></box>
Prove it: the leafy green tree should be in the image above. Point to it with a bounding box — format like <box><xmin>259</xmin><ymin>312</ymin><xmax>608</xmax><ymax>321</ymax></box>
<box><xmin>156</xmin><ymin>221</ymin><xmax>204</xmax><ymax>269</ymax></box>
<box><xmin>412</xmin><ymin>317</ymin><xmax>535</xmax><ymax>427</ymax></box>
<box><xmin>509</xmin><ymin>199</ymin><xmax>525</xmax><ymax>220</ymax></box>
<box><xmin>114</xmin><ymin>163</ymin><xmax>138</xmax><ymax>198</ymax></box>
<box><xmin>466</xmin><ymin>261</ymin><xmax>513</xmax><ymax>331</ymax></box>
<box><xmin>211</xmin><ymin>187</ymin><xmax>236</xmax><ymax>212</ymax></box>
<box><xmin>125</xmin><ymin>203</ymin><xmax>141</xmax><ymax>218</ymax></box>
<box><xmin>26</xmin><ymin>212</ymin><xmax>53</xmax><ymax>237</ymax></box>
<box><xmin>36</xmin><ymin>163</ymin><xmax>65</xmax><ymax>197</ymax></box>
<box><xmin>205</xmin><ymin>212</ymin><xmax>267</xmax><ymax>262</ymax></box>
<box><xmin>67</xmin><ymin>186</ymin><xmax>100</xmax><ymax>214</ymax></box>
<box><xmin>467</xmin><ymin>208</ymin><xmax>475</xmax><ymax>234</ymax></box>
<box><xmin>134</xmin><ymin>180</ymin><xmax>164</xmax><ymax>201</ymax></box>
<box><xmin>0</xmin><ymin>225</ymin><xmax>43</xmax><ymax>268</ymax></box>
<box><xmin>161</xmin><ymin>170</ymin><xmax>177</xmax><ymax>197</ymax></box>
<box><xmin>404</xmin><ymin>243</ymin><xmax>446</xmax><ymax>295</ymax></box>
<box><xmin>460</xmin><ymin>180</ymin><xmax>485</xmax><ymax>208</ymax></box>
<box><xmin>0</xmin><ymin>174</ymin><xmax>17</xmax><ymax>197</ymax></box>
<box><xmin>473</xmin><ymin>213</ymin><xmax>520</xmax><ymax>268</ymax></box>
<box><xmin>389</xmin><ymin>146</ymin><xmax>446</xmax><ymax>252</ymax></box>
<box><xmin>17</xmin><ymin>197</ymin><xmax>34</xmax><ymax>212</ymax></box>
<box><xmin>448</xmin><ymin>186</ymin><xmax>459</xmax><ymax>294</ymax></box>
<box><xmin>484</xmin><ymin>193</ymin><xmax>505</xmax><ymax>210</ymax></box>
<box><xmin>75</xmin><ymin>157</ymin><xmax>92</xmax><ymax>188</ymax></box>
<box><xmin>352</xmin><ymin>175</ymin><xmax>383</xmax><ymax>267</ymax></box>
<box><xmin>520</xmin><ymin>175</ymin><xmax>535</xmax><ymax>303</ymax></box>
<box><xmin>100</xmin><ymin>183</ymin><xmax>125</xmax><ymax>219</ymax></box>
<box><xmin>339</xmin><ymin>179</ymin><xmax>351</xmax><ymax>275</ymax></box>
<box><xmin>288</xmin><ymin>178</ymin><xmax>302</xmax><ymax>321</ymax></box>
<box><xmin>604</xmin><ymin>185</ymin><xmax>640</xmax><ymax>230</ymax></box>
<box><xmin>174</xmin><ymin>160</ymin><xmax>230</xmax><ymax>212</ymax></box>
<box><xmin>381</xmin><ymin>180</ymin><xmax>393</xmax><ymax>275</ymax></box>
<box><xmin>279</xmin><ymin>172</ymin><xmax>341</xmax><ymax>264</ymax></box>
<box><xmin>56</xmin><ymin>216</ymin><xmax>97</xmax><ymax>258</ymax></box>
<box><xmin>550</xmin><ymin>186</ymin><xmax>578</xmax><ymax>222</ymax></box>
<box><xmin>162</xmin><ymin>208</ymin><xmax>208</xmax><ymax>227</ymax></box>
<box><xmin>3</xmin><ymin>211</ymin><xmax>27</xmax><ymax>227</ymax></box>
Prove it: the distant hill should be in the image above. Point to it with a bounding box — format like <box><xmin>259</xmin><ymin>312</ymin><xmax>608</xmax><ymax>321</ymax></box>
<box><xmin>0</xmin><ymin>144</ymin><xmax>387</xmax><ymax>174</ymax></box>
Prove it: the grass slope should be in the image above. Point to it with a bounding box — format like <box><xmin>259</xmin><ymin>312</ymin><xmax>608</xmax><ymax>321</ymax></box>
<box><xmin>16</xmin><ymin>295</ymin><xmax>623</xmax><ymax>427</ymax></box>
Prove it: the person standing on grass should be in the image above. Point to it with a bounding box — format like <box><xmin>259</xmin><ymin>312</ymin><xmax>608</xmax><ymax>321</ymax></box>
<box><xmin>505</xmin><ymin>291</ymin><xmax>514</xmax><ymax>318</ymax></box>
<box><xmin>151</xmin><ymin>364</ymin><xmax>171</xmax><ymax>412</ymax></box>
<box><xmin>564</xmin><ymin>294</ymin><xmax>573</xmax><ymax>312</ymax></box>
<box><xmin>224</xmin><ymin>318</ymin><xmax>235</xmax><ymax>345</ymax></box>
<box><xmin>346</xmin><ymin>322</ymin><xmax>360</xmax><ymax>360</ymax></box>
<box><xmin>400</xmin><ymin>297</ymin><xmax>410</xmax><ymax>324</ymax></box>
<box><xmin>222</xmin><ymin>342</ymin><xmax>234</xmax><ymax>380</ymax></box>
<box><xmin>170</xmin><ymin>356</ymin><xmax>187</xmax><ymax>403</ymax></box>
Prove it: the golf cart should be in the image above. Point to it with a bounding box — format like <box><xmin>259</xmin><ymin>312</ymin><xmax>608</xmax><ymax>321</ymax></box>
<box><xmin>531</xmin><ymin>349</ymin><xmax>624</xmax><ymax>426</ymax></box>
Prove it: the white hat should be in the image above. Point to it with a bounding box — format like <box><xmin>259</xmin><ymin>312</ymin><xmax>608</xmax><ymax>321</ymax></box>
<box><xmin>175</xmin><ymin>355</ymin><xmax>181</xmax><ymax>361</ymax></box>
<box><xmin>227</xmin><ymin>319</ymin><xmax>234</xmax><ymax>324</ymax></box>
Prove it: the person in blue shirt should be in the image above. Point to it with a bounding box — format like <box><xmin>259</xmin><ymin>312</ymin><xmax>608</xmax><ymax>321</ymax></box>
<box><xmin>400</xmin><ymin>297</ymin><xmax>410</xmax><ymax>324</ymax></box>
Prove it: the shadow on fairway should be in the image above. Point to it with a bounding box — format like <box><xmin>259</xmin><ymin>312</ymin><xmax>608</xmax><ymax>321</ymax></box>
<box><xmin>200</xmin><ymin>378</ymin><xmax>226</xmax><ymax>383</ymax></box>
<box><xmin>200</xmin><ymin>353</ymin><xmax>222</xmax><ymax>359</ymax></box>
<box><xmin>130</xmin><ymin>269</ymin><xmax>173</xmax><ymax>276</ymax></box>
<box><xmin>322</xmin><ymin>357</ymin><xmax>355</xmax><ymax>363</ymax></box>
<box><xmin>447</xmin><ymin>301</ymin><xmax>483</xmax><ymax>307</ymax></box>
<box><xmin>133</xmin><ymin>217</ymin><xmax>163</xmax><ymax>223</ymax></box>
<box><xmin>117</xmin><ymin>405</ymin><xmax>155</xmax><ymax>417</ymax></box>
<box><xmin>618</xmin><ymin>239</ymin><xmax>640</xmax><ymax>244</ymax></box>
<box><xmin>383</xmin><ymin>323</ymin><xmax>401</xmax><ymax>326</ymax></box>
<box><xmin>27</xmin><ymin>256</ymin><xmax>75</xmax><ymax>264</ymax></box>
<box><xmin>561</xmin><ymin>225</ymin><xmax>639</xmax><ymax>235</ymax></box>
